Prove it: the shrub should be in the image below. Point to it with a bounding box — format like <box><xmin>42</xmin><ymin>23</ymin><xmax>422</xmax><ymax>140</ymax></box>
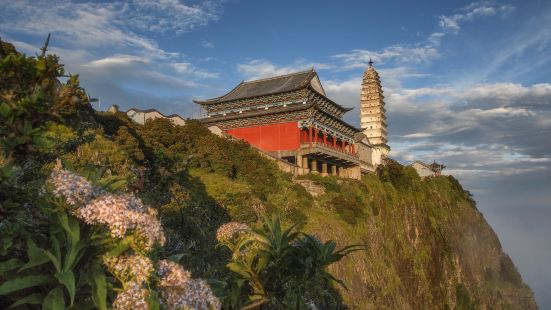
<box><xmin>217</xmin><ymin>215</ymin><xmax>363</xmax><ymax>309</ymax></box>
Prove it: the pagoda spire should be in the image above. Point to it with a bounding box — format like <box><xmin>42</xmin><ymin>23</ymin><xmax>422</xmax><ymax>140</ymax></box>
<box><xmin>360</xmin><ymin>62</ymin><xmax>389</xmax><ymax>164</ymax></box>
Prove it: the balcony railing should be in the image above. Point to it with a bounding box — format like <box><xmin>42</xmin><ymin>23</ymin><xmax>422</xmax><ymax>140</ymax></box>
<box><xmin>299</xmin><ymin>142</ymin><xmax>359</xmax><ymax>162</ymax></box>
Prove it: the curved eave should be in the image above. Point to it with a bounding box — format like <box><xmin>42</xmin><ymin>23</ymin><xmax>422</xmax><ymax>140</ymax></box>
<box><xmin>193</xmin><ymin>80</ymin><xmax>246</xmax><ymax>105</ymax></box>
<box><xmin>308</xmin><ymin>85</ymin><xmax>354</xmax><ymax>114</ymax></box>
<box><xmin>199</xmin><ymin>102</ymin><xmax>313</xmax><ymax>124</ymax></box>
<box><xmin>314</xmin><ymin>107</ymin><xmax>361</xmax><ymax>133</ymax></box>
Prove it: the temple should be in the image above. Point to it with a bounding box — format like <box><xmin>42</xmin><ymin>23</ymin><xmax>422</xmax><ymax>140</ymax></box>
<box><xmin>194</xmin><ymin>65</ymin><xmax>389</xmax><ymax>179</ymax></box>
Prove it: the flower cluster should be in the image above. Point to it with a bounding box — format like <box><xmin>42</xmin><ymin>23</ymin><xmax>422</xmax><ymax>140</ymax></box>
<box><xmin>157</xmin><ymin>260</ymin><xmax>191</xmax><ymax>288</ymax></box>
<box><xmin>75</xmin><ymin>194</ymin><xmax>165</xmax><ymax>250</ymax></box>
<box><xmin>113</xmin><ymin>281</ymin><xmax>150</xmax><ymax>310</ymax></box>
<box><xmin>104</xmin><ymin>255</ymin><xmax>153</xmax><ymax>284</ymax></box>
<box><xmin>156</xmin><ymin>260</ymin><xmax>221</xmax><ymax>310</ymax></box>
<box><xmin>216</xmin><ymin>222</ymin><xmax>250</xmax><ymax>243</ymax></box>
<box><xmin>48</xmin><ymin>167</ymin><xmax>220</xmax><ymax>310</ymax></box>
<box><xmin>49</xmin><ymin>168</ymin><xmax>104</xmax><ymax>205</ymax></box>
<box><xmin>48</xmin><ymin>168</ymin><xmax>165</xmax><ymax>250</ymax></box>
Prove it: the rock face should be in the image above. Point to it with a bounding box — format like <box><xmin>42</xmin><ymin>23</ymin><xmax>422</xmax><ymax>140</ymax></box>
<box><xmin>302</xmin><ymin>172</ymin><xmax>538</xmax><ymax>309</ymax></box>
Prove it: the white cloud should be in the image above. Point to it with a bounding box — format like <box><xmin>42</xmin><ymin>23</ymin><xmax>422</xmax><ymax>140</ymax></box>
<box><xmin>237</xmin><ymin>60</ymin><xmax>298</xmax><ymax>79</ymax></box>
<box><xmin>331</xmin><ymin>45</ymin><xmax>439</xmax><ymax>69</ymax></box>
<box><xmin>0</xmin><ymin>1</ymin><xmax>182</xmax><ymax>60</ymax></box>
<box><xmin>438</xmin><ymin>1</ymin><xmax>515</xmax><ymax>33</ymax></box>
<box><xmin>123</xmin><ymin>0</ymin><xmax>222</xmax><ymax>34</ymax></box>
<box><xmin>201</xmin><ymin>40</ymin><xmax>215</xmax><ymax>48</ymax></box>
<box><xmin>171</xmin><ymin>62</ymin><xmax>219</xmax><ymax>79</ymax></box>
<box><xmin>463</xmin><ymin>83</ymin><xmax>551</xmax><ymax>103</ymax></box>
<box><xmin>85</xmin><ymin>55</ymin><xmax>151</xmax><ymax>67</ymax></box>
<box><xmin>402</xmin><ymin>132</ymin><xmax>434</xmax><ymax>138</ymax></box>
<box><xmin>237</xmin><ymin>59</ymin><xmax>333</xmax><ymax>80</ymax></box>
<box><xmin>0</xmin><ymin>0</ymin><xmax>225</xmax><ymax>113</ymax></box>
<box><xmin>439</xmin><ymin>16</ymin><xmax>461</xmax><ymax>32</ymax></box>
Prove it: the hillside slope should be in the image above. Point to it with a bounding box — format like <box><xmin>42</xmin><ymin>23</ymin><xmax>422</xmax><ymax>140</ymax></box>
<box><xmin>94</xmin><ymin>111</ymin><xmax>537</xmax><ymax>309</ymax></box>
<box><xmin>0</xmin><ymin>40</ymin><xmax>537</xmax><ymax>309</ymax></box>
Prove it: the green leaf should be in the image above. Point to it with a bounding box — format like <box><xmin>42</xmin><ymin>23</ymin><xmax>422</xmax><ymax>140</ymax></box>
<box><xmin>255</xmin><ymin>255</ymin><xmax>269</xmax><ymax>273</ymax></box>
<box><xmin>0</xmin><ymin>258</ymin><xmax>22</xmax><ymax>273</ymax></box>
<box><xmin>59</xmin><ymin>214</ymin><xmax>85</xmax><ymax>271</ymax></box>
<box><xmin>146</xmin><ymin>289</ymin><xmax>161</xmax><ymax>310</ymax></box>
<box><xmin>55</xmin><ymin>270</ymin><xmax>75</xmax><ymax>306</ymax></box>
<box><xmin>106</xmin><ymin>179</ymin><xmax>127</xmax><ymax>191</ymax></box>
<box><xmin>9</xmin><ymin>293</ymin><xmax>43</xmax><ymax>308</ymax></box>
<box><xmin>23</xmin><ymin>120</ymin><xmax>33</xmax><ymax>135</ymax></box>
<box><xmin>107</xmin><ymin>238</ymin><xmax>130</xmax><ymax>256</ymax></box>
<box><xmin>0</xmin><ymin>102</ymin><xmax>12</xmax><ymax>119</ymax></box>
<box><xmin>42</xmin><ymin>287</ymin><xmax>65</xmax><ymax>310</ymax></box>
<box><xmin>0</xmin><ymin>275</ymin><xmax>51</xmax><ymax>295</ymax></box>
<box><xmin>88</xmin><ymin>263</ymin><xmax>107</xmax><ymax>310</ymax></box>
<box><xmin>35</xmin><ymin>58</ymin><xmax>46</xmax><ymax>72</ymax></box>
<box><xmin>227</xmin><ymin>262</ymin><xmax>251</xmax><ymax>279</ymax></box>
<box><xmin>19</xmin><ymin>239</ymin><xmax>50</xmax><ymax>271</ymax></box>
<box><xmin>42</xmin><ymin>249</ymin><xmax>61</xmax><ymax>273</ymax></box>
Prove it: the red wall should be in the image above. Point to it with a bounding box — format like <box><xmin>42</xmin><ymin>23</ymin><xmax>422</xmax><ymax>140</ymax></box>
<box><xmin>226</xmin><ymin>121</ymin><xmax>300</xmax><ymax>152</ymax></box>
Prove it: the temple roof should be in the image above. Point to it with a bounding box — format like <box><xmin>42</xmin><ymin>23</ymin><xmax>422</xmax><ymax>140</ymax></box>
<box><xmin>193</xmin><ymin>69</ymin><xmax>352</xmax><ymax>113</ymax></box>
<box><xmin>194</xmin><ymin>69</ymin><xmax>317</xmax><ymax>105</ymax></box>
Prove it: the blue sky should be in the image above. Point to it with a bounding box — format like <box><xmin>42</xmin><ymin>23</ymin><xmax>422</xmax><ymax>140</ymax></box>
<box><xmin>2</xmin><ymin>0</ymin><xmax>550</xmax><ymax>307</ymax></box>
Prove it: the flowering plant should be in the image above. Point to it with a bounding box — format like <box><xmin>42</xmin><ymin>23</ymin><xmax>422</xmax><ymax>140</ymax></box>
<box><xmin>0</xmin><ymin>164</ymin><xmax>221</xmax><ymax>310</ymax></box>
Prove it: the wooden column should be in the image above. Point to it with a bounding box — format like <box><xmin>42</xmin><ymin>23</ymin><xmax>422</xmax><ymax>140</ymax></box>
<box><xmin>302</xmin><ymin>157</ymin><xmax>309</xmax><ymax>173</ymax></box>
<box><xmin>308</xmin><ymin>127</ymin><xmax>313</xmax><ymax>147</ymax></box>
<box><xmin>321</xmin><ymin>162</ymin><xmax>328</xmax><ymax>176</ymax></box>
<box><xmin>333</xmin><ymin>136</ymin><xmax>337</xmax><ymax>148</ymax></box>
<box><xmin>323</xmin><ymin>132</ymin><xmax>327</xmax><ymax>146</ymax></box>
<box><xmin>314</xmin><ymin>128</ymin><xmax>318</xmax><ymax>145</ymax></box>
<box><xmin>331</xmin><ymin>164</ymin><xmax>337</xmax><ymax>175</ymax></box>
<box><xmin>311</xmin><ymin>159</ymin><xmax>318</xmax><ymax>173</ymax></box>
<box><xmin>296</xmin><ymin>153</ymin><xmax>302</xmax><ymax>175</ymax></box>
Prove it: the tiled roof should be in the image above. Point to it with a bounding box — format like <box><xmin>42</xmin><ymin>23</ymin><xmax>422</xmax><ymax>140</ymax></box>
<box><xmin>194</xmin><ymin>69</ymin><xmax>317</xmax><ymax>104</ymax></box>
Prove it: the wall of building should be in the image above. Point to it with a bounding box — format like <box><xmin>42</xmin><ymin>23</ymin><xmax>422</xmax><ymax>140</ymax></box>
<box><xmin>126</xmin><ymin>110</ymin><xmax>185</xmax><ymax>126</ymax></box>
<box><xmin>225</xmin><ymin>121</ymin><xmax>300</xmax><ymax>152</ymax></box>
<box><xmin>371</xmin><ymin>147</ymin><xmax>388</xmax><ymax>167</ymax></box>
<box><xmin>412</xmin><ymin>162</ymin><xmax>434</xmax><ymax>177</ymax></box>
<box><xmin>168</xmin><ymin>116</ymin><xmax>186</xmax><ymax>126</ymax></box>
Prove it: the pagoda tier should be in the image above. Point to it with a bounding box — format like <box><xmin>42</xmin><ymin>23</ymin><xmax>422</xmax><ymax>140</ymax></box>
<box><xmin>360</xmin><ymin>64</ymin><xmax>390</xmax><ymax>150</ymax></box>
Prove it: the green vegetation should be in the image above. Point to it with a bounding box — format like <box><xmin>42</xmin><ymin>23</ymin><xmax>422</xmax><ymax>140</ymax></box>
<box><xmin>217</xmin><ymin>215</ymin><xmax>363</xmax><ymax>309</ymax></box>
<box><xmin>0</xmin><ymin>39</ymin><xmax>537</xmax><ymax>309</ymax></box>
<box><xmin>0</xmin><ymin>39</ymin><xmax>353</xmax><ymax>309</ymax></box>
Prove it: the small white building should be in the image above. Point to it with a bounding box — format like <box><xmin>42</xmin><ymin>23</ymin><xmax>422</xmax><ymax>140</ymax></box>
<box><xmin>107</xmin><ymin>105</ymin><xmax>186</xmax><ymax>126</ymax></box>
<box><xmin>103</xmin><ymin>105</ymin><xmax>186</xmax><ymax>126</ymax></box>
<box><xmin>123</xmin><ymin>107</ymin><xmax>186</xmax><ymax>126</ymax></box>
<box><xmin>411</xmin><ymin>160</ymin><xmax>445</xmax><ymax>178</ymax></box>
